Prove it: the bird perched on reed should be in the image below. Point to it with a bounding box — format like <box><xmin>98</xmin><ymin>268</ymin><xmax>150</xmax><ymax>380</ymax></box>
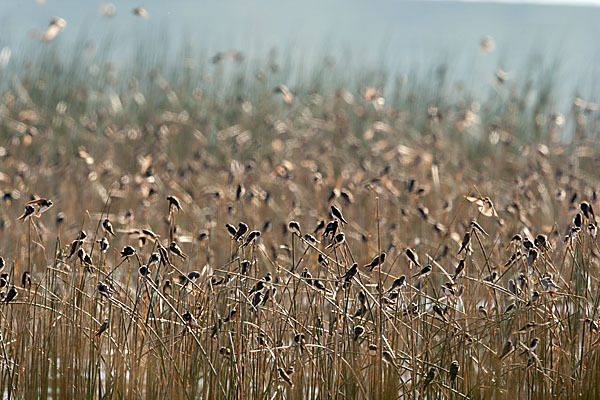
<box><xmin>167</xmin><ymin>195</ymin><xmax>182</xmax><ymax>212</ymax></box>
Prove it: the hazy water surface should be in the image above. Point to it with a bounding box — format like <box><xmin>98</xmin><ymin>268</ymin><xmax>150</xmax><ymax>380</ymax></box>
<box><xmin>0</xmin><ymin>0</ymin><xmax>599</xmax><ymax>100</ymax></box>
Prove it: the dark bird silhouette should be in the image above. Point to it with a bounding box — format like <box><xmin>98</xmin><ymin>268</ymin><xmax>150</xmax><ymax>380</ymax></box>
<box><xmin>95</xmin><ymin>319</ymin><xmax>109</xmax><ymax>336</ymax></box>
<box><xmin>242</xmin><ymin>231</ymin><xmax>261</xmax><ymax>247</ymax></box>
<box><xmin>18</xmin><ymin>205</ymin><xmax>35</xmax><ymax>221</ymax></box>
<box><xmin>469</xmin><ymin>220</ymin><xmax>487</xmax><ymax>236</ymax></box>
<box><xmin>452</xmin><ymin>259</ymin><xmax>466</xmax><ymax>280</ymax></box>
<box><xmin>225</xmin><ymin>223</ymin><xmax>237</xmax><ymax>238</ymax></box>
<box><xmin>422</xmin><ymin>367</ymin><xmax>436</xmax><ymax>388</ymax></box>
<box><xmin>21</xmin><ymin>271</ymin><xmax>31</xmax><ymax>288</ymax></box>
<box><xmin>278</xmin><ymin>367</ymin><xmax>294</xmax><ymax>387</ymax></box>
<box><xmin>365</xmin><ymin>252</ymin><xmax>386</xmax><ymax>270</ymax></box>
<box><xmin>102</xmin><ymin>218</ymin><xmax>116</xmax><ymax>236</ymax></box>
<box><xmin>323</xmin><ymin>220</ymin><xmax>339</xmax><ymax>238</ymax></box>
<box><xmin>353</xmin><ymin>325</ymin><xmax>365</xmax><ymax>341</ymax></box>
<box><xmin>233</xmin><ymin>222</ymin><xmax>248</xmax><ymax>241</ymax></box>
<box><xmin>303</xmin><ymin>234</ymin><xmax>320</xmax><ymax>244</ymax></box>
<box><xmin>138</xmin><ymin>265</ymin><xmax>150</xmax><ymax>277</ymax></box>
<box><xmin>170</xmin><ymin>241</ymin><xmax>187</xmax><ymax>260</ymax></box>
<box><xmin>4</xmin><ymin>285</ymin><xmax>17</xmax><ymax>303</ymax></box>
<box><xmin>330</xmin><ymin>205</ymin><xmax>348</xmax><ymax>225</ymax></box>
<box><xmin>326</xmin><ymin>232</ymin><xmax>345</xmax><ymax>248</ymax></box>
<box><xmin>120</xmin><ymin>246</ymin><xmax>136</xmax><ymax>258</ymax></box>
<box><xmin>341</xmin><ymin>263</ymin><xmax>358</xmax><ymax>282</ymax></box>
<box><xmin>167</xmin><ymin>195</ymin><xmax>182</xmax><ymax>212</ymax></box>
<box><xmin>388</xmin><ymin>275</ymin><xmax>406</xmax><ymax>292</ymax></box>
<box><xmin>313</xmin><ymin>220</ymin><xmax>325</xmax><ymax>234</ymax></box>
<box><xmin>449</xmin><ymin>361</ymin><xmax>460</xmax><ymax>382</ymax></box>
<box><xmin>97</xmin><ymin>282</ymin><xmax>112</xmax><ymax>298</ymax></box>
<box><xmin>457</xmin><ymin>232</ymin><xmax>471</xmax><ymax>254</ymax></box>
<box><xmin>412</xmin><ymin>264</ymin><xmax>432</xmax><ymax>278</ymax></box>
<box><xmin>98</xmin><ymin>237</ymin><xmax>109</xmax><ymax>252</ymax></box>
<box><xmin>288</xmin><ymin>220</ymin><xmax>301</xmax><ymax>234</ymax></box>
<box><xmin>405</xmin><ymin>248</ymin><xmax>420</xmax><ymax>267</ymax></box>
<box><xmin>26</xmin><ymin>198</ymin><xmax>53</xmax><ymax>215</ymax></box>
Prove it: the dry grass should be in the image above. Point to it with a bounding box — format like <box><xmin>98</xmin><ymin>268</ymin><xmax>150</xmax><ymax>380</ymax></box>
<box><xmin>1</xmin><ymin>48</ymin><xmax>600</xmax><ymax>399</ymax></box>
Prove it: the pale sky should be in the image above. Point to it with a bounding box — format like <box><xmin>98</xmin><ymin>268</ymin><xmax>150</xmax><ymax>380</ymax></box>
<box><xmin>451</xmin><ymin>0</ymin><xmax>600</xmax><ymax>5</ymax></box>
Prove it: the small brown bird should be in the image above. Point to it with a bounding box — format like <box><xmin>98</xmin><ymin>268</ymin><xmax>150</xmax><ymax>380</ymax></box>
<box><xmin>27</xmin><ymin>198</ymin><xmax>53</xmax><ymax>215</ymax></box>
<box><xmin>167</xmin><ymin>195</ymin><xmax>182</xmax><ymax>212</ymax></box>
<box><xmin>478</xmin><ymin>305</ymin><xmax>488</xmax><ymax>318</ymax></box>
<box><xmin>368</xmin><ymin>344</ymin><xmax>378</xmax><ymax>355</ymax></box>
<box><xmin>422</xmin><ymin>367</ymin><xmax>436</xmax><ymax>388</ymax></box>
<box><xmin>274</xmin><ymin>85</ymin><xmax>294</xmax><ymax>104</ymax></box>
<box><xmin>95</xmin><ymin>318</ymin><xmax>109</xmax><ymax>336</ymax></box>
<box><xmin>97</xmin><ymin>282</ymin><xmax>113</xmax><ymax>298</ymax></box>
<box><xmin>465</xmin><ymin>195</ymin><xmax>498</xmax><ymax>217</ymax></box>
<box><xmin>162</xmin><ymin>279</ymin><xmax>172</xmax><ymax>295</ymax></box>
<box><xmin>41</xmin><ymin>17</ymin><xmax>67</xmax><ymax>42</ymax></box>
<box><xmin>219</xmin><ymin>346</ymin><xmax>232</xmax><ymax>356</ymax></box>
<box><xmin>141</xmin><ymin>229</ymin><xmax>159</xmax><ymax>240</ymax></box>
<box><xmin>133</xmin><ymin>6</ymin><xmax>148</xmax><ymax>18</ymax></box>
<box><xmin>169</xmin><ymin>241</ymin><xmax>187</xmax><ymax>260</ymax></box>
<box><xmin>278</xmin><ymin>367</ymin><xmax>294</xmax><ymax>386</ymax></box>
<box><xmin>18</xmin><ymin>205</ymin><xmax>36</xmax><ymax>221</ymax></box>
<box><xmin>440</xmin><ymin>282</ymin><xmax>456</xmax><ymax>297</ymax></box>
<box><xmin>147</xmin><ymin>253</ymin><xmax>160</xmax><ymax>268</ymax></box>
<box><xmin>223</xmin><ymin>308</ymin><xmax>237</xmax><ymax>323</ymax></box>
<box><xmin>499</xmin><ymin>339</ymin><xmax>513</xmax><ymax>359</ymax></box>
<box><xmin>433</xmin><ymin>304</ymin><xmax>447</xmax><ymax>321</ymax></box>
<box><xmin>102</xmin><ymin>218</ymin><xmax>116</xmax><ymax>236</ymax></box>
<box><xmin>527</xmin><ymin>354</ymin><xmax>540</xmax><ymax>369</ymax></box>
<box><xmin>21</xmin><ymin>271</ymin><xmax>31</xmax><ymax>289</ymax></box>
<box><xmin>534</xmin><ymin>234</ymin><xmax>550</xmax><ymax>251</ymax></box>
<box><xmin>382</xmin><ymin>351</ymin><xmax>398</xmax><ymax>368</ymax></box>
